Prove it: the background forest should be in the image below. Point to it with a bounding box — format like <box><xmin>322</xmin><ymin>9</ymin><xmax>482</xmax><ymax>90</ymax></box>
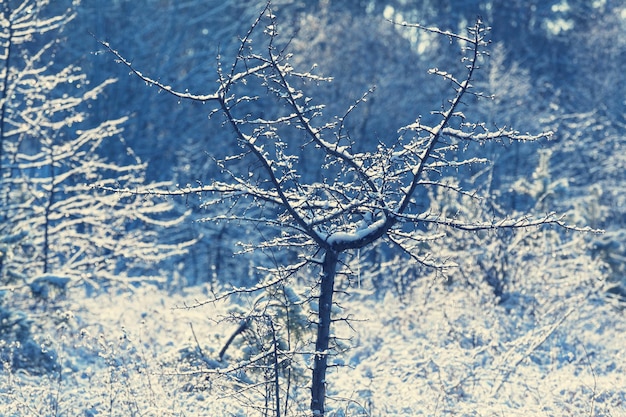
<box><xmin>1</xmin><ymin>0</ymin><xmax>625</xmax><ymax>416</ymax></box>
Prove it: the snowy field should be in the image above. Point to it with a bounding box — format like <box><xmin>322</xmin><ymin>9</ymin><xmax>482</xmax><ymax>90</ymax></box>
<box><xmin>2</xmin><ymin>274</ymin><xmax>624</xmax><ymax>416</ymax></box>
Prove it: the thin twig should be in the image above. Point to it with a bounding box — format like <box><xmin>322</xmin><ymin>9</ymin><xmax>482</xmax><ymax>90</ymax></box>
<box><xmin>189</xmin><ymin>322</ymin><xmax>207</xmax><ymax>361</ymax></box>
<box><xmin>581</xmin><ymin>343</ymin><xmax>597</xmax><ymax>417</ymax></box>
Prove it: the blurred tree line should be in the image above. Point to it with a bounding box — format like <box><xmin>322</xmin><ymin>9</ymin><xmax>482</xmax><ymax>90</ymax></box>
<box><xmin>5</xmin><ymin>0</ymin><xmax>625</xmax><ymax>287</ymax></box>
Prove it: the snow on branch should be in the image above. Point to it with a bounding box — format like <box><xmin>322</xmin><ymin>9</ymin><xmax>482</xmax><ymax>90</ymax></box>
<box><xmin>395</xmin><ymin>211</ymin><xmax>602</xmax><ymax>233</ymax></box>
<box><xmin>7</xmin><ymin>3</ymin><xmax>75</xmax><ymax>43</ymax></box>
<box><xmin>92</xmin><ymin>35</ymin><xmax>271</xmax><ymax>103</ymax></box>
<box><xmin>389</xmin><ymin>20</ymin><xmax>479</xmax><ymax>44</ymax></box>
<box><xmin>264</xmin><ymin>45</ymin><xmax>380</xmax><ymax>196</ymax></box>
<box><xmin>177</xmin><ymin>260</ymin><xmax>308</xmax><ymax>308</ymax></box>
<box><xmin>95</xmin><ymin>181</ymin><xmax>284</xmax><ymax>207</ymax></box>
<box><xmin>442</xmin><ymin>127</ymin><xmax>554</xmax><ymax>143</ymax></box>
<box><xmin>387</xmin><ymin>231</ymin><xmax>454</xmax><ymax>270</ymax></box>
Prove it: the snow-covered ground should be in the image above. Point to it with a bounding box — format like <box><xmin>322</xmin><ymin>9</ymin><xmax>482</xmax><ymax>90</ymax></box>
<box><xmin>1</xmin><ymin>275</ymin><xmax>624</xmax><ymax>416</ymax></box>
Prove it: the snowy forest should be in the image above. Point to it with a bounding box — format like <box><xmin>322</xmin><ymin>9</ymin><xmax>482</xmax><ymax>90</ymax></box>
<box><xmin>1</xmin><ymin>0</ymin><xmax>625</xmax><ymax>416</ymax></box>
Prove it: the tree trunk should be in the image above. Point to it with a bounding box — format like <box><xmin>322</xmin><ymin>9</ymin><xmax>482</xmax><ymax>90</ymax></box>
<box><xmin>310</xmin><ymin>249</ymin><xmax>338</xmax><ymax>416</ymax></box>
<box><xmin>43</xmin><ymin>156</ymin><xmax>56</xmax><ymax>275</ymax></box>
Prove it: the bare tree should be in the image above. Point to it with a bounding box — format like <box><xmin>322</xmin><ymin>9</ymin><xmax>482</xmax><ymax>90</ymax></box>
<box><xmin>99</xmin><ymin>4</ymin><xmax>586</xmax><ymax>415</ymax></box>
<box><xmin>0</xmin><ymin>0</ymin><xmax>190</xmax><ymax>293</ymax></box>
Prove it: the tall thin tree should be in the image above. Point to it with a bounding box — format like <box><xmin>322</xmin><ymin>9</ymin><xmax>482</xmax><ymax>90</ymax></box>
<box><xmin>1</xmin><ymin>0</ymin><xmax>189</xmax><ymax>292</ymax></box>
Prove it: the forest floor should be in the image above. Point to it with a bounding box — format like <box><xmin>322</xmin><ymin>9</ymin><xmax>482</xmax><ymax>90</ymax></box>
<box><xmin>1</xmin><ymin>278</ymin><xmax>625</xmax><ymax>416</ymax></box>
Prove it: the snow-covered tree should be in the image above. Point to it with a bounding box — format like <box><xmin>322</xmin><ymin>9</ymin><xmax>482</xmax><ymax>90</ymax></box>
<box><xmin>0</xmin><ymin>0</ymin><xmax>190</xmax><ymax>294</ymax></box>
<box><xmin>0</xmin><ymin>0</ymin><xmax>197</xmax><ymax>378</ymax></box>
<box><xmin>100</xmin><ymin>4</ymin><xmax>593</xmax><ymax>415</ymax></box>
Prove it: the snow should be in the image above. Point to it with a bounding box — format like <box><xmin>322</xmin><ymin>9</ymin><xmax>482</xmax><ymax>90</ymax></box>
<box><xmin>3</xmin><ymin>2</ymin><xmax>625</xmax><ymax>416</ymax></box>
<box><xmin>325</xmin><ymin>218</ymin><xmax>386</xmax><ymax>246</ymax></box>
<box><xmin>2</xmin><ymin>271</ymin><xmax>624</xmax><ymax>416</ymax></box>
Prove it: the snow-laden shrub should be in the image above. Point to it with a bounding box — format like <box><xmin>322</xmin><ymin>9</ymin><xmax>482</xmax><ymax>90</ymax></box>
<box><xmin>0</xmin><ymin>300</ymin><xmax>58</xmax><ymax>375</ymax></box>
